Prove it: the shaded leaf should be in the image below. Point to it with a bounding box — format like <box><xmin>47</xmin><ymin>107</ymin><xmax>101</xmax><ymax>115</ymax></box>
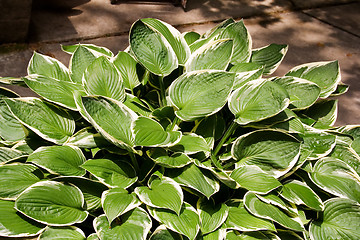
<box><xmin>250</xmin><ymin>44</ymin><xmax>288</xmax><ymax>75</ymax></box>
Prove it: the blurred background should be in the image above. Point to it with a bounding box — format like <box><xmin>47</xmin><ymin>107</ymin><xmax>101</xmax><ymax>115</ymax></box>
<box><xmin>0</xmin><ymin>0</ymin><xmax>359</xmax><ymax>126</ymax></box>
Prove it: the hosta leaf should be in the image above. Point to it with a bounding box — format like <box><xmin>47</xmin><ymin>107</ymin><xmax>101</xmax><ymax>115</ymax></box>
<box><xmin>83</xmin><ymin>56</ymin><xmax>126</xmax><ymax>102</ymax></box>
<box><xmin>169</xmin><ymin>70</ymin><xmax>235</xmax><ymax>121</ymax></box>
<box><xmin>185</xmin><ymin>39</ymin><xmax>233</xmax><ymax>71</ymax></box>
<box><xmin>62</xmin><ymin>43</ymin><xmax>114</xmax><ymax>57</ymax></box>
<box><xmin>70</xmin><ymin>44</ymin><xmax>97</xmax><ymax>84</ymax></box>
<box><xmin>39</xmin><ymin>226</ymin><xmax>86</xmax><ymax>240</ymax></box>
<box><xmin>272</xmin><ymin>76</ymin><xmax>321</xmax><ymax>110</ymax></box>
<box><xmin>228</xmin><ymin>79</ymin><xmax>289</xmax><ymax>125</ymax></box>
<box><xmin>27</xmin><ymin>145</ymin><xmax>86</xmax><ymax>176</ymax></box>
<box><xmin>94</xmin><ymin>209</ymin><xmax>152</xmax><ymax>240</ymax></box>
<box><xmin>81</xmin><ymin>158</ymin><xmax>137</xmax><ymax>189</ymax></box>
<box><xmin>0</xmin><ymin>100</ymin><xmax>26</xmax><ymax>142</ymax></box>
<box><xmin>102</xmin><ymin>188</ymin><xmax>141</xmax><ymax>224</ymax></box>
<box><xmin>195</xmin><ymin>115</ymin><xmax>226</xmax><ymax>149</ymax></box>
<box><xmin>232</xmin><ymin>129</ymin><xmax>301</xmax><ymax>178</ymax></box>
<box><xmin>198</xmin><ymin>200</ymin><xmax>229</xmax><ymax>234</ymax></box>
<box><xmin>300</xmin><ymin>128</ymin><xmax>336</xmax><ymax>160</ymax></box>
<box><xmin>203</xmin><ymin>228</ymin><xmax>227</xmax><ymax>240</ymax></box>
<box><xmin>230</xmin><ymin>165</ymin><xmax>282</xmax><ymax>194</ymax></box>
<box><xmin>147</xmin><ymin>148</ymin><xmax>192</xmax><ymax>168</ymax></box>
<box><xmin>255</xmin><ymin>193</ymin><xmax>297</xmax><ymax>216</ymax></box>
<box><xmin>4</xmin><ymin>98</ymin><xmax>75</xmax><ymax>145</ymax></box>
<box><xmin>340</xmin><ymin>125</ymin><xmax>360</xmax><ymax>155</ymax></box>
<box><xmin>130</xmin><ymin>20</ymin><xmax>178</xmax><ymax>76</ymax></box>
<box><xmin>142</xmin><ymin>18</ymin><xmax>191</xmax><ymax>65</ymax></box>
<box><xmin>135</xmin><ymin>175</ymin><xmax>183</xmax><ymax>214</ymax></box>
<box><xmin>244</xmin><ymin>192</ymin><xmax>304</xmax><ymax>232</ymax></box>
<box><xmin>166</xmin><ymin>164</ymin><xmax>219</xmax><ymax>199</ymax></box>
<box><xmin>250</xmin><ymin>44</ymin><xmax>288</xmax><ymax>75</ymax></box>
<box><xmin>331</xmin><ymin>83</ymin><xmax>349</xmax><ymax>96</ymax></box>
<box><xmin>286</xmin><ymin>61</ymin><xmax>340</xmax><ymax>98</ymax></box>
<box><xmin>53</xmin><ymin>176</ymin><xmax>108</xmax><ymax>212</ymax></box>
<box><xmin>0</xmin><ymin>199</ymin><xmax>45</xmax><ymax>237</ymax></box>
<box><xmin>204</xmin><ymin>18</ymin><xmax>235</xmax><ymax>39</ymax></box>
<box><xmin>150</xmin><ymin>225</ymin><xmax>183</xmax><ymax>240</ymax></box>
<box><xmin>229</xmin><ymin>231</ymin><xmax>280</xmax><ymax>240</ymax></box>
<box><xmin>225</xmin><ymin>200</ymin><xmax>276</xmax><ymax>232</ymax></box>
<box><xmin>80</xmin><ymin>96</ymin><xmax>137</xmax><ymax>149</ymax></box>
<box><xmin>302</xmin><ymin>100</ymin><xmax>338</xmax><ymax>129</ymax></box>
<box><xmin>330</xmin><ymin>144</ymin><xmax>360</xmax><ymax>175</ymax></box>
<box><xmin>310</xmin><ymin>157</ymin><xmax>360</xmax><ymax>202</ymax></box>
<box><xmin>123</xmin><ymin>94</ymin><xmax>152</xmax><ymax>117</ymax></box>
<box><xmin>230</xmin><ymin>63</ymin><xmax>264</xmax><ymax>89</ymax></box>
<box><xmin>170</xmin><ymin>133</ymin><xmax>210</xmax><ymax>155</ymax></box>
<box><xmin>65</xmin><ymin>127</ymin><xmax>110</xmax><ymax>149</ymax></box>
<box><xmin>133</xmin><ymin>116</ymin><xmax>181</xmax><ymax>147</ymax></box>
<box><xmin>216</xmin><ymin>20</ymin><xmax>252</xmax><ymax>64</ymax></box>
<box><xmin>0</xmin><ymin>163</ymin><xmax>42</xmax><ymax>199</ymax></box>
<box><xmin>87</xmin><ymin>233</ymin><xmax>100</xmax><ymax>240</ymax></box>
<box><xmin>309</xmin><ymin>198</ymin><xmax>360</xmax><ymax>240</ymax></box>
<box><xmin>23</xmin><ymin>74</ymin><xmax>83</xmax><ymax>110</ymax></box>
<box><xmin>28</xmin><ymin>52</ymin><xmax>71</xmax><ymax>82</ymax></box>
<box><xmin>113</xmin><ymin>51</ymin><xmax>141</xmax><ymax>90</ymax></box>
<box><xmin>148</xmin><ymin>202</ymin><xmax>200</xmax><ymax>240</ymax></box>
<box><xmin>0</xmin><ymin>147</ymin><xmax>26</xmax><ymax>164</ymax></box>
<box><xmin>184</xmin><ymin>32</ymin><xmax>200</xmax><ymax>46</ymax></box>
<box><xmin>280</xmin><ymin>180</ymin><xmax>323</xmax><ymax>211</ymax></box>
<box><xmin>15</xmin><ymin>181</ymin><xmax>88</xmax><ymax>226</ymax></box>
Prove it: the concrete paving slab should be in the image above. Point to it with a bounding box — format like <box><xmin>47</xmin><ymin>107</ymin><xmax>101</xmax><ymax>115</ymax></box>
<box><xmin>290</xmin><ymin>0</ymin><xmax>358</xmax><ymax>9</ymax></box>
<box><xmin>30</xmin><ymin>0</ymin><xmax>293</xmax><ymax>42</ymax></box>
<box><xmin>304</xmin><ymin>2</ymin><xmax>360</xmax><ymax>37</ymax></box>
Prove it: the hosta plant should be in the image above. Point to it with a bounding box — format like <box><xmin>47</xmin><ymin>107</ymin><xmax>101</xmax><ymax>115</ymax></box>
<box><xmin>0</xmin><ymin>18</ymin><xmax>359</xmax><ymax>240</ymax></box>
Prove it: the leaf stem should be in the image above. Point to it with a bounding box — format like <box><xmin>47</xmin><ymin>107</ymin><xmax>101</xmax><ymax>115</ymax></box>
<box><xmin>159</xmin><ymin>75</ymin><xmax>166</xmax><ymax>107</ymax></box>
<box><xmin>169</xmin><ymin>116</ymin><xmax>181</xmax><ymax>131</ymax></box>
<box><xmin>211</xmin><ymin>121</ymin><xmax>238</xmax><ymax>168</ymax></box>
<box><xmin>129</xmin><ymin>152</ymin><xmax>139</xmax><ymax>172</ymax></box>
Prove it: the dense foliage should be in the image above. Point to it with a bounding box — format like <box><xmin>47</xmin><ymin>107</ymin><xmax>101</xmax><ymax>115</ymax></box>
<box><xmin>0</xmin><ymin>18</ymin><xmax>359</xmax><ymax>240</ymax></box>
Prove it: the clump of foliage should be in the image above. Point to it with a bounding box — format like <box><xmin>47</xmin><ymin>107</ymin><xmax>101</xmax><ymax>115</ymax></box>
<box><xmin>0</xmin><ymin>18</ymin><xmax>359</xmax><ymax>240</ymax></box>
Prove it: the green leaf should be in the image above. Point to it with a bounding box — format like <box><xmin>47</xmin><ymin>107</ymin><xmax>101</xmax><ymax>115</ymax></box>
<box><xmin>123</xmin><ymin>94</ymin><xmax>153</xmax><ymax>117</ymax></box>
<box><xmin>39</xmin><ymin>226</ymin><xmax>86</xmax><ymax>240</ymax></box>
<box><xmin>142</xmin><ymin>18</ymin><xmax>191</xmax><ymax>65</ymax></box>
<box><xmin>28</xmin><ymin>52</ymin><xmax>71</xmax><ymax>82</ymax></box>
<box><xmin>217</xmin><ymin>20</ymin><xmax>252</xmax><ymax>64</ymax></box>
<box><xmin>302</xmin><ymin>100</ymin><xmax>338</xmax><ymax>129</ymax></box>
<box><xmin>255</xmin><ymin>193</ymin><xmax>297</xmax><ymax>216</ymax></box>
<box><xmin>113</xmin><ymin>51</ymin><xmax>141</xmax><ymax>90</ymax></box>
<box><xmin>225</xmin><ymin>200</ymin><xmax>276</xmax><ymax>232</ymax></box>
<box><xmin>228</xmin><ymin>79</ymin><xmax>290</xmax><ymax>125</ymax></box>
<box><xmin>331</xmin><ymin>83</ymin><xmax>349</xmax><ymax>96</ymax></box>
<box><xmin>202</xmin><ymin>228</ymin><xmax>227</xmax><ymax>240</ymax></box>
<box><xmin>0</xmin><ymin>199</ymin><xmax>45</xmax><ymax>237</ymax></box>
<box><xmin>198</xmin><ymin>200</ymin><xmax>229</xmax><ymax>234</ymax></box>
<box><xmin>0</xmin><ymin>100</ymin><xmax>26</xmax><ymax>142</ymax></box>
<box><xmin>310</xmin><ymin>157</ymin><xmax>360</xmax><ymax>202</ymax></box>
<box><xmin>170</xmin><ymin>133</ymin><xmax>210</xmax><ymax>155</ymax></box>
<box><xmin>286</xmin><ymin>61</ymin><xmax>340</xmax><ymax>98</ymax></box>
<box><xmin>341</xmin><ymin>125</ymin><xmax>360</xmax><ymax>156</ymax></box>
<box><xmin>135</xmin><ymin>175</ymin><xmax>183</xmax><ymax>214</ymax></box>
<box><xmin>23</xmin><ymin>74</ymin><xmax>83</xmax><ymax>110</ymax></box>
<box><xmin>62</xmin><ymin>43</ymin><xmax>113</xmax><ymax>57</ymax></box>
<box><xmin>83</xmin><ymin>56</ymin><xmax>126</xmax><ymax>102</ymax></box>
<box><xmin>0</xmin><ymin>147</ymin><xmax>26</xmax><ymax>164</ymax></box>
<box><xmin>185</xmin><ymin>39</ymin><xmax>233</xmax><ymax>71</ymax></box>
<box><xmin>0</xmin><ymin>163</ymin><xmax>42</xmax><ymax>200</ymax></box>
<box><xmin>69</xmin><ymin>45</ymin><xmax>97</xmax><ymax>84</ymax></box>
<box><xmin>150</xmin><ymin>225</ymin><xmax>183</xmax><ymax>240</ymax></box>
<box><xmin>15</xmin><ymin>181</ymin><xmax>88</xmax><ymax>226</ymax></box>
<box><xmin>65</xmin><ymin>127</ymin><xmax>111</xmax><ymax>149</ymax></box>
<box><xmin>244</xmin><ymin>192</ymin><xmax>304</xmax><ymax>232</ymax></box>
<box><xmin>80</xmin><ymin>96</ymin><xmax>137</xmax><ymax>149</ymax></box>
<box><xmin>81</xmin><ymin>158</ymin><xmax>137</xmax><ymax>189</ymax></box>
<box><xmin>195</xmin><ymin>115</ymin><xmax>226</xmax><ymax>149</ymax></box>
<box><xmin>148</xmin><ymin>202</ymin><xmax>200</xmax><ymax>240</ymax></box>
<box><xmin>309</xmin><ymin>198</ymin><xmax>360</xmax><ymax>240</ymax></box>
<box><xmin>166</xmin><ymin>164</ymin><xmax>219</xmax><ymax>199</ymax></box>
<box><xmin>232</xmin><ymin>129</ymin><xmax>301</xmax><ymax>178</ymax></box>
<box><xmin>230</xmin><ymin>165</ymin><xmax>282</xmax><ymax>194</ymax></box>
<box><xmin>130</xmin><ymin>20</ymin><xmax>178</xmax><ymax>76</ymax></box>
<box><xmin>102</xmin><ymin>188</ymin><xmax>141</xmax><ymax>224</ymax></box>
<box><xmin>133</xmin><ymin>116</ymin><xmax>181</xmax><ymax>147</ymax></box>
<box><xmin>330</xmin><ymin>143</ymin><xmax>360</xmax><ymax>175</ymax></box>
<box><xmin>250</xmin><ymin>44</ymin><xmax>288</xmax><ymax>75</ymax></box>
<box><xmin>169</xmin><ymin>70</ymin><xmax>235</xmax><ymax>121</ymax></box>
<box><xmin>230</xmin><ymin>63</ymin><xmax>264</xmax><ymax>89</ymax></box>
<box><xmin>280</xmin><ymin>180</ymin><xmax>324</xmax><ymax>211</ymax></box>
<box><xmin>27</xmin><ymin>145</ymin><xmax>86</xmax><ymax>176</ymax></box>
<box><xmin>272</xmin><ymin>76</ymin><xmax>321</xmax><ymax>110</ymax></box>
<box><xmin>53</xmin><ymin>176</ymin><xmax>108</xmax><ymax>212</ymax></box>
<box><xmin>184</xmin><ymin>32</ymin><xmax>200</xmax><ymax>46</ymax></box>
<box><xmin>4</xmin><ymin>98</ymin><xmax>75</xmax><ymax>145</ymax></box>
<box><xmin>229</xmin><ymin>231</ymin><xmax>280</xmax><ymax>240</ymax></box>
<box><xmin>147</xmin><ymin>148</ymin><xmax>192</xmax><ymax>168</ymax></box>
<box><xmin>300</xmin><ymin>127</ymin><xmax>336</xmax><ymax>160</ymax></box>
<box><xmin>94</xmin><ymin>209</ymin><xmax>152</xmax><ymax>240</ymax></box>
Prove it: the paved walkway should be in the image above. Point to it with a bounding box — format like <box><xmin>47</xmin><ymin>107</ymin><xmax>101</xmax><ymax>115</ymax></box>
<box><xmin>0</xmin><ymin>0</ymin><xmax>359</xmax><ymax>126</ymax></box>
